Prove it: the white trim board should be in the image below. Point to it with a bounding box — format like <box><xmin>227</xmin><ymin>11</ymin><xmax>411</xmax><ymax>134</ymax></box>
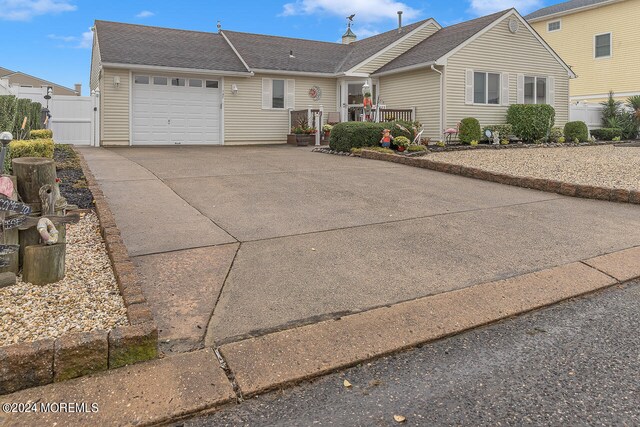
<box><xmin>527</xmin><ymin>0</ymin><xmax>626</xmax><ymax>23</ymax></box>
<box><xmin>101</xmin><ymin>62</ymin><xmax>254</xmax><ymax>77</ymax></box>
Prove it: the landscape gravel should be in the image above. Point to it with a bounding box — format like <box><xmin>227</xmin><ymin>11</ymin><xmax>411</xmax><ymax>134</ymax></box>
<box><xmin>430</xmin><ymin>145</ymin><xmax>640</xmax><ymax>191</ymax></box>
<box><xmin>0</xmin><ymin>212</ymin><xmax>127</xmax><ymax>347</ymax></box>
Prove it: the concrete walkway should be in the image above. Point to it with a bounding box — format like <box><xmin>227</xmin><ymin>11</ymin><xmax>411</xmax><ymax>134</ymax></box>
<box><xmin>78</xmin><ymin>146</ymin><xmax>640</xmax><ymax>352</ymax></box>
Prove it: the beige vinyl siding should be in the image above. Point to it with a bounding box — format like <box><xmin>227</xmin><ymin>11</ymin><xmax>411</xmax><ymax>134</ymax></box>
<box><xmin>530</xmin><ymin>0</ymin><xmax>639</xmax><ymax>102</ymax></box>
<box><xmin>4</xmin><ymin>73</ymin><xmax>77</xmax><ymax>96</ymax></box>
<box><xmin>445</xmin><ymin>17</ymin><xmax>570</xmax><ymax>130</ymax></box>
<box><xmin>354</xmin><ymin>23</ymin><xmax>440</xmax><ymax>74</ymax></box>
<box><xmin>224</xmin><ymin>74</ymin><xmax>337</xmax><ymax>145</ymax></box>
<box><xmin>378</xmin><ymin>68</ymin><xmax>441</xmax><ymax>140</ymax></box>
<box><xmin>101</xmin><ymin>68</ymin><xmax>130</xmax><ymax>146</ymax></box>
<box><xmin>90</xmin><ymin>36</ymin><xmax>101</xmax><ymax>91</ymax></box>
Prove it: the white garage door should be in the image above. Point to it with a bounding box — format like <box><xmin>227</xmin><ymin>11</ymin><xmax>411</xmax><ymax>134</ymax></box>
<box><xmin>132</xmin><ymin>75</ymin><xmax>221</xmax><ymax>145</ymax></box>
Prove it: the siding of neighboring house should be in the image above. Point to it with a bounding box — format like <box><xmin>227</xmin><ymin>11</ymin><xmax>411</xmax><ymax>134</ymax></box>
<box><xmin>224</xmin><ymin>74</ymin><xmax>337</xmax><ymax>144</ymax></box>
<box><xmin>529</xmin><ymin>0</ymin><xmax>638</xmax><ymax>103</ymax></box>
<box><xmin>3</xmin><ymin>72</ymin><xmax>77</xmax><ymax>96</ymax></box>
<box><xmin>378</xmin><ymin>68</ymin><xmax>442</xmax><ymax>140</ymax></box>
<box><xmin>353</xmin><ymin>23</ymin><xmax>440</xmax><ymax>74</ymax></box>
<box><xmin>445</xmin><ymin>17</ymin><xmax>570</xmax><ymax>131</ymax></box>
<box><xmin>90</xmin><ymin>36</ymin><xmax>101</xmax><ymax>91</ymax></box>
<box><xmin>100</xmin><ymin>68</ymin><xmax>130</xmax><ymax>146</ymax></box>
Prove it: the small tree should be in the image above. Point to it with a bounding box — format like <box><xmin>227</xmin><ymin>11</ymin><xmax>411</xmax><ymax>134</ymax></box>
<box><xmin>600</xmin><ymin>91</ymin><xmax>621</xmax><ymax>127</ymax></box>
<box><xmin>459</xmin><ymin>117</ymin><xmax>481</xmax><ymax>144</ymax></box>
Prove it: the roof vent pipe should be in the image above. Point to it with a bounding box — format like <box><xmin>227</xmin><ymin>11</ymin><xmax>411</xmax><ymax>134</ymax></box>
<box><xmin>397</xmin><ymin>11</ymin><xmax>403</xmax><ymax>32</ymax></box>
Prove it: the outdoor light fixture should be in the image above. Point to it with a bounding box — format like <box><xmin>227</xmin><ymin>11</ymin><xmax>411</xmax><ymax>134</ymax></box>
<box><xmin>362</xmin><ymin>81</ymin><xmax>370</xmax><ymax>95</ymax></box>
<box><xmin>231</xmin><ymin>84</ymin><xmax>238</xmax><ymax>95</ymax></box>
<box><xmin>113</xmin><ymin>76</ymin><xmax>120</xmax><ymax>88</ymax></box>
<box><xmin>0</xmin><ymin>132</ymin><xmax>13</xmax><ymax>175</ymax></box>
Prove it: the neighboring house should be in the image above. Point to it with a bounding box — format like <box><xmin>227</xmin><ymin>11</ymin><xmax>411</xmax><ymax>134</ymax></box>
<box><xmin>527</xmin><ymin>0</ymin><xmax>638</xmax><ymax>103</ymax></box>
<box><xmin>91</xmin><ymin>8</ymin><xmax>574</xmax><ymax>147</ymax></box>
<box><xmin>0</xmin><ymin>66</ymin><xmax>81</xmax><ymax>96</ymax></box>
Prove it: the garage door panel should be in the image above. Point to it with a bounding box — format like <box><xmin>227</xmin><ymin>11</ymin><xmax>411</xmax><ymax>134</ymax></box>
<box><xmin>133</xmin><ymin>75</ymin><xmax>220</xmax><ymax>145</ymax></box>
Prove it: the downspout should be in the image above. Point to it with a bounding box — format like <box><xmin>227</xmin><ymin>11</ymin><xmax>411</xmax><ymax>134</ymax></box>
<box><xmin>430</xmin><ymin>65</ymin><xmax>443</xmax><ymax>142</ymax></box>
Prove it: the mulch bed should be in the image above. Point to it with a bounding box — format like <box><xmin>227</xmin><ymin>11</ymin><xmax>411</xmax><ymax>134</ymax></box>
<box><xmin>54</xmin><ymin>145</ymin><xmax>93</xmax><ymax>209</ymax></box>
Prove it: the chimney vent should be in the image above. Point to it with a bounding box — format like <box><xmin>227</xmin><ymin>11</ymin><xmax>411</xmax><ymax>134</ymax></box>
<box><xmin>74</xmin><ymin>83</ymin><xmax>82</xmax><ymax>96</ymax></box>
<box><xmin>397</xmin><ymin>11</ymin><xmax>403</xmax><ymax>32</ymax></box>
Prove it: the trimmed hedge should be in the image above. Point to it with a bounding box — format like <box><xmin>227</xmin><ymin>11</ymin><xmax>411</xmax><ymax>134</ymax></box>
<box><xmin>549</xmin><ymin>126</ymin><xmax>564</xmax><ymax>143</ymax></box>
<box><xmin>329</xmin><ymin>121</ymin><xmax>413</xmax><ymax>152</ymax></box>
<box><xmin>459</xmin><ymin>118</ymin><xmax>481</xmax><ymax>144</ymax></box>
<box><xmin>482</xmin><ymin>124</ymin><xmax>513</xmax><ymax>141</ymax></box>
<box><xmin>0</xmin><ymin>95</ymin><xmax>43</xmax><ymax>137</ymax></box>
<box><xmin>30</xmin><ymin>129</ymin><xmax>53</xmax><ymax>139</ymax></box>
<box><xmin>563</xmin><ymin>121</ymin><xmax>589</xmax><ymax>142</ymax></box>
<box><xmin>591</xmin><ymin>128</ymin><xmax>623</xmax><ymax>141</ymax></box>
<box><xmin>506</xmin><ymin>104</ymin><xmax>555</xmax><ymax>143</ymax></box>
<box><xmin>5</xmin><ymin>139</ymin><xmax>55</xmax><ymax>172</ymax></box>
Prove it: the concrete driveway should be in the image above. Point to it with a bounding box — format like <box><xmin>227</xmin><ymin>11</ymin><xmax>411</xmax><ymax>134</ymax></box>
<box><xmin>79</xmin><ymin>145</ymin><xmax>640</xmax><ymax>352</ymax></box>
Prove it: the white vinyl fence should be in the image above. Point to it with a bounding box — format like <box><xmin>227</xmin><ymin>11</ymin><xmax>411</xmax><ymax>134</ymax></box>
<box><xmin>11</xmin><ymin>86</ymin><xmax>97</xmax><ymax>146</ymax></box>
<box><xmin>570</xmin><ymin>103</ymin><xmax>603</xmax><ymax>130</ymax></box>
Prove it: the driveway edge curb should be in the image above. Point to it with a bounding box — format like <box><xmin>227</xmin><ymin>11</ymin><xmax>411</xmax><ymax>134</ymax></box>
<box><xmin>359</xmin><ymin>150</ymin><xmax>640</xmax><ymax>204</ymax></box>
<box><xmin>220</xmin><ymin>256</ymin><xmax>639</xmax><ymax>397</ymax></box>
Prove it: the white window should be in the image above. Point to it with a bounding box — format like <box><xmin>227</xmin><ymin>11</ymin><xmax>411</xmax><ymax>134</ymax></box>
<box><xmin>595</xmin><ymin>33</ymin><xmax>611</xmax><ymax>58</ymax></box>
<box><xmin>261</xmin><ymin>78</ymin><xmax>295</xmax><ymax>110</ymax></box>
<box><xmin>473</xmin><ymin>72</ymin><xmax>501</xmax><ymax>105</ymax></box>
<box><xmin>153</xmin><ymin>76</ymin><xmax>167</xmax><ymax>85</ymax></box>
<box><xmin>171</xmin><ymin>78</ymin><xmax>186</xmax><ymax>87</ymax></box>
<box><xmin>134</xmin><ymin>76</ymin><xmax>149</xmax><ymax>84</ymax></box>
<box><xmin>524</xmin><ymin>76</ymin><xmax>547</xmax><ymax>104</ymax></box>
<box><xmin>547</xmin><ymin>20</ymin><xmax>561</xmax><ymax>32</ymax></box>
<box><xmin>205</xmin><ymin>80</ymin><xmax>219</xmax><ymax>89</ymax></box>
<box><xmin>189</xmin><ymin>79</ymin><xmax>203</xmax><ymax>88</ymax></box>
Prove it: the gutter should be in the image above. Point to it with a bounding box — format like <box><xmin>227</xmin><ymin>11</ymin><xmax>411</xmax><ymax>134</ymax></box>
<box><xmin>101</xmin><ymin>62</ymin><xmax>254</xmax><ymax>77</ymax></box>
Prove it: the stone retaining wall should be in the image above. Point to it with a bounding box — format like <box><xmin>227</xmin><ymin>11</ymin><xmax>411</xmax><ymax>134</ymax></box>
<box><xmin>0</xmin><ymin>149</ymin><xmax>158</xmax><ymax>395</ymax></box>
<box><xmin>360</xmin><ymin>150</ymin><xmax>640</xmax><ymax>205</ymax></box>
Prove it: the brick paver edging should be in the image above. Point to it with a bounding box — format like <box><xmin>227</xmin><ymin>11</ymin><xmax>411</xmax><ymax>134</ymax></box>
<box><xmin>360</xmin><ymin>150</ymin><xmax>640</xmax><ymax>204</ymax></box>
<box><xmin>0</xmin><ymin>149</ymin><xmax>158</xmax><ymax>396</ymax></box>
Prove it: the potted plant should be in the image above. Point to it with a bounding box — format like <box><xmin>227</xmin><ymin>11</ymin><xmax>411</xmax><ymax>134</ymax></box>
<box><xmin>394</xmin><ymin>136</ymin><xmax>410</xmax><ymax>152</ymax></box>
<box><xmin>322</xmin><ymin>124</ymin><xmax>333</xmax><ymax>141</ymax></box>
<box><xmin>287</xmin><ymin>126</ymin><xmax>316</xmax><ymax>146</ymax></box>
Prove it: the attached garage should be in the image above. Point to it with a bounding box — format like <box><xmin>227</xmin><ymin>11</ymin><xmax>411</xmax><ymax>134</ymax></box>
<box><xmin>132</xmin><ymin>74</ymin><xmax>222</xmax><ymax>145</ymax></box>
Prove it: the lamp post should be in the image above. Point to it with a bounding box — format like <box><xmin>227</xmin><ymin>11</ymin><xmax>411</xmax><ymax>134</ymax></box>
<box><xmin>42</xmin><ymin>87</ymin><xmax>53</xmax><ymax>128</ymax></box>
<box><xmin>0</xmin><ymin>132</ymin><xmax>13</xmax><ymax>175</ymax></box>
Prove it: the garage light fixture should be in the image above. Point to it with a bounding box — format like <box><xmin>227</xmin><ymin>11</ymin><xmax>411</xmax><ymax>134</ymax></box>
<box><xmin>231</xmin><ymin>84</ymin><xmax>238</xmax><ymax>95</ymax></box>
<box><xmin>113</xmin><ymin>76</ymin><xmax>120</xmax><ymax>88</ymax></box>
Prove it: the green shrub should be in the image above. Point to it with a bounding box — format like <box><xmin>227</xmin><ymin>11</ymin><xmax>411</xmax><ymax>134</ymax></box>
<box><xmin>30</xmin><ymin>129</ymin><xmax>53</xmax><ymax>139</ymax></box>
<box><xmin>0</xmin><ymin>95</ymin><xmax>43</xmax><ymax>137</ymax></box>
<box><xmin>470</xmin><ymin>140</ymin><xmax>479</xmax><ymax>146</ymax></box>
<box><xmin>406</xmin><ymin>145</ymin><xmax>426</xmax><ymax>152</ymax></box>
<box><xmin>329</xmin><ymin>121</ymin><xmax>412</xmax><ymax>152</ymax></box>
<box><xmin>563</xmin><ymin>121</ymin><xmax>589</xmax><ymax>143</ymax></box>
<box><xmin>549</xmin><ymin>126</ymin><xmax>564</xmax><ymax>143</ymax></box>
<box><xmin>0</xmin><ymin>95</ymin><xmax>16</xmax><ymax>134</ymax></box>
<box><xmin>459</xmin><ymin>118</ymin><xmax>481</xmax><ymax>144</ymax></box>
<box><xmin>482</xmin><ymin>124</ymin><xmax>513</xmax><ymax>141</ymax></box>
<box><xmin>5</xmin><ymin>138</ymin><xmax>55</xmax><ymax>172</ymax></box>
<box><xmin>394</xmin><ymin>136</ymin><xmax>411</xmax><ymax>147</ymax></box>
<box><xmin>506</xmin><ymin>104</ymin><xmax>555</xmax><ymax>143</ymax></box>
<box><xmin>591</xmin><ymin>128</ymin><xmax>623</xmax><ymax>141</ymax></box>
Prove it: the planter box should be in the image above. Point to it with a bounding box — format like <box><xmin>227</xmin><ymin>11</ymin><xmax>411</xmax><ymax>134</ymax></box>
<box><xmin>287</xmin><ymin>134</ymin><xmax>315</xmax><ymax>146</ymax></box>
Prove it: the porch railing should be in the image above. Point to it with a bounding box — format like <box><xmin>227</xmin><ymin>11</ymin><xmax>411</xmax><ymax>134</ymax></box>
<box><xmin>377</xmin><ymin>108</ymin><xmax>416</xmax><ymax>122</ymax></box>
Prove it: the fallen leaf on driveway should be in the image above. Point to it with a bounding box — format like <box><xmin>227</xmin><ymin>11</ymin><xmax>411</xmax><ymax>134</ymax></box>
<box><xmin>343</xmin><ymin>380</ymin><xmax>352</xmax><ymax>388</ymax></box>
<box><xmin>394</xmin><ymin>415</ymin><xmax>406</xmax><ymax>423</ymax></box>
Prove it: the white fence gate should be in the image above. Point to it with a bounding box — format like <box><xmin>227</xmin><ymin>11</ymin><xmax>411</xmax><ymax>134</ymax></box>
<box><xmin>570</xmin><ymin>103</ymin><xmax>603</xmax><ymax>130</ymax></box>
<box><xmin>11</xmin><ymin>86</ymin><xmax>97</xmax><ymax>146</ymax></box>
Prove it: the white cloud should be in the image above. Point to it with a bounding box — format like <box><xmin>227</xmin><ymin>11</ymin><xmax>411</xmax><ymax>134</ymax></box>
<box><xmin>281</xmin><ymin>0</ymin><xmax>420</xmax><ymax>23</ymax></box>
<box><xmin>48</xmin><ymin>27</ymin><xmax>92</xmax><ymax>49</ymax></box>
<box><xmin>468</xmin><ymin>0</ymin><xmax>542</xmax><ymax>16</ymax></box>
<box><xmin>0</xmin><ymin>0</ymin><xmax>76</xmax><ymax>21</ymax></box>
<box><xmin>136</xmin><ymin>10</ymin><xmax>154</xmax><ymax>18</ymax></box>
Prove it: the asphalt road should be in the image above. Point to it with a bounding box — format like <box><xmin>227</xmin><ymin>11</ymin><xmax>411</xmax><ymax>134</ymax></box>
<box><xmin>179</xmin><ymin>280</ymin><xmax>640</xmax><ymax>426</ymax></box>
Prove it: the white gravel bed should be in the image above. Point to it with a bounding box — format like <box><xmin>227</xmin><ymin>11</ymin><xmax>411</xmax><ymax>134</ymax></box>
<box><xmin>0</xmin><ymin>212</ymin><xmax>127</xmax><ymax>347</ymax></box>
<box><xmin>430</xmin><ymin>145</ymin><xmax>640</xmax><ymax>191</ymax></box>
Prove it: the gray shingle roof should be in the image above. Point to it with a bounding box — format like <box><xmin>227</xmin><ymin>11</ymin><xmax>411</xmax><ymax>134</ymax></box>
<box><xmin>526</xmin><ymin>0</ymin><xmax>613</xmax><ymax>20</ymax></box>
<box><xmin>222</xmin><ymin>31</ymin><xmax>350</xmax><ymax>74</ymax></box>
<box><xmin>94</xmin><ymin>21</ymin><xmax>249</xmax><ymax>73</ymax></box>
<box><xmin>373</xmin><ymin>10</ymin><xmax>511</xmax><ymax>74</ymax></box>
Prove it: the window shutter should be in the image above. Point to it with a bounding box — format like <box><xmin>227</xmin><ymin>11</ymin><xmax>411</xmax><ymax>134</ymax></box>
<box><xmin>516</xmin><ymin>74</ymin><xmax>524</xmax><ymax>104</ymax></box>
<box><xmin>547</xmin><ymin>76</ymin><xmax>555</xmax><ymax>106</ymax></box>
<box><xmin>465</xmin><ymin>69</ymin><xmax>474</xmax><ymax>105</ymax></box>
<box><xmin>285</xmin><ymin>79</ymin><xmax>295</xmax><ymax>109</ymax></box>
<box><xmin>501</xmin><ymin>73</ymin><xmax>510</xmax><ymax>106</ymax></box>
<box><xmin>262</xmin><ymin>78</ymin><xmax>272</xmax><ymax>109</ymax></box>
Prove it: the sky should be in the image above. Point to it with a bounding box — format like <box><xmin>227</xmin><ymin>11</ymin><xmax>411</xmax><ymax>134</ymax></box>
<box><xmin>0</xmin><ymin>0</ymin><xmax>560</xmax><ymax>95</ymax></box>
